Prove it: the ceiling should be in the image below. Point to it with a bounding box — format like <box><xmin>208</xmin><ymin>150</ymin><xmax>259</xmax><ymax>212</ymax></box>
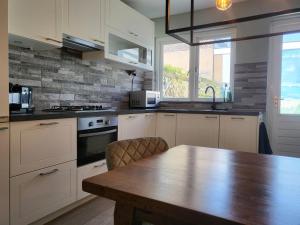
<box><xmin>121</xmin><ymin>0</ymin><xmax>245</xmax><ymax>19</ymax></box>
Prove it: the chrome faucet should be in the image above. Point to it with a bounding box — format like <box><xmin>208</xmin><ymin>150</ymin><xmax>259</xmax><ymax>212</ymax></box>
<box><xmin>205</xmin><ymin>86</ymin><xmax>217</xmax><ymax>110</ymax></box>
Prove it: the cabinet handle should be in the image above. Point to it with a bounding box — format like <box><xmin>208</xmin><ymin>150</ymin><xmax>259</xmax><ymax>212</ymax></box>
<box><xmin>231</xmin><ymin>117</ymin><xmax>245</xmax><ymax>120</ymax></box>
<box><xmin>128</xmin><ymin>31</ymin><xmax>138</xmax><ymax>37</ymax></box>
<box><xmin>0</xmin><ymin>127</ymin><xmax>8</xmax><ymax>131</ymax></box>
<box><xmin>44</xmin><ymin>37</ymin><xmax>62</xmax><ymax>44</ymax></box>
<box><xmin>39</xmin><ymin>122</ymin><xmax>59</xmax><ymax>126</ymax></box>
<box><xmin>164</xmin><ymin>114</ymin><xmax>175</xmax><ymax>117</ymax></box>
<box><xmin>93</xmin><ymin>39</ymin><xmax>104</xmax><ymax>44</ymax></box>
<box><xmin>205</xmin><ymin>116</ymin><xmax>218</xmax><ymax>119</ymax></box>
<box><xmin>127</xmin><ymin>115</ymin><xmax>136</xmax><ymax>119</ymax></box>
<box><xmin>94</xmin><ymin>162</ymin><xmax>106</xmax><ymax>168</ymax></box>
<box><xmin>39</xmin><ymin>169</ymin><xmax>59</xmax><ymax>176</ymax></box>
<box><xmin>129</xmin><ymin>61</ymin><xmax>138</xmax><ymax>65</ymax></box>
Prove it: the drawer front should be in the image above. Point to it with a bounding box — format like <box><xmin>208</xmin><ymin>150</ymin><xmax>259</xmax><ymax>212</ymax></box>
<box><xmin>10</xmin><ymin>161</ymin><xmax>77</xmax><ymax>225</ymax></box>
<box><xmin>10</xmin><ymin>118</ymin><xmax>77</xmax><ymax>176</ymax></box>
<box><xmin>77</xmin><ymin>160</ymin><xmax>108</xmax><ymax>200</ymax></box>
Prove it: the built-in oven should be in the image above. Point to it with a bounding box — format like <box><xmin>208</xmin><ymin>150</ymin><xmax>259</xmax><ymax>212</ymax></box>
<box><xmin>77</xmin><ymin>116</ymin><xmax>118</xmax><ymax>167</ymax></box>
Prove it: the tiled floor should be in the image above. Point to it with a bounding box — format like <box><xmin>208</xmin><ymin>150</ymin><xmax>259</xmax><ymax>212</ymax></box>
<box><xmin>47</xmin><ymin>197</ymin><xmax>115</xmax><ymax>225</ymax></box>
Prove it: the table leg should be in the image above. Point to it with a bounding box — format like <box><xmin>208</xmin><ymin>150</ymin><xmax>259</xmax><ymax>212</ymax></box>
<box><xmin>114</xmin><ymin>201</ymin><xmax>138</xmax><ymax>225</ymax></box>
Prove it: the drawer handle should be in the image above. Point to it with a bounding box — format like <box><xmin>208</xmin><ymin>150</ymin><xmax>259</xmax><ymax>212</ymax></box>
<box><xmin>44</xmin><ymin>37</ymin><xmax>62</xmax><ymax>44</ymax></box>
<box><xmin>128</xmin><ymin>115</ymin><xmax>136</xmax><ymax>119</ymax></box>
<box><xmin>94</xmin><ymin>162</ymin><xmax>106</xmax><ymax>168</ymax></box>
<box><xmin>205</xmin><ymin>116</ymin><xmax>218</xmax><ymax>119</ymax></box>
<box><xmin>39</xmin><ymin>169</ymin><xmax>59</xmax><ymax>176</ymax></box>
<box><xmin>93</xmin><ymin>39</ymin><xmax>104</xmax><ymax>44</ymax></box>
<box><xmin>39</xmin><ymin>122</ymin><xmax>59</xmax><ymax>126</ymax></box>
<box><xmin>164</xmin><ymin>114</ymin><xmax>175</xmax><ymax>117</ymax></box>
<box><xmin>231</xmin><ymin>117</ymin><xmax>245</xmax><ymax>120</ymax></box>
<box><xmin>0</xmin><ymin>127</ymin><xmax>8</xmax><ymax>131</ymax></box>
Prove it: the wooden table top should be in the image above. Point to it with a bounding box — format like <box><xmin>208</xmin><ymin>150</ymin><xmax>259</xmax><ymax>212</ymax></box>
<box><xmin>83</xmin><ymin>146</ymin><xmax>300</xmax><ymax>225</ymax></box>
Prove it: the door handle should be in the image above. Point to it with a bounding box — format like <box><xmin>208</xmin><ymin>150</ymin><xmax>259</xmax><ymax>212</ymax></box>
<box><xmin>39</xmin><ymin>169</ymin><xmax>59</xmax><ymax>176</ymax></box>
<box><xmin>205</xmin><ymin>116</ymin><xmax>218</xmax><ymax>119</ymax></box>
<box><xmin>231</xmin><ymin>117</ymin><xmax>245</xmax><ymax>120</ymax></box>
<box><xmin>0</xmin><ymin>127</ymin><xmax>8</xmax><ymax>131</ymax></box>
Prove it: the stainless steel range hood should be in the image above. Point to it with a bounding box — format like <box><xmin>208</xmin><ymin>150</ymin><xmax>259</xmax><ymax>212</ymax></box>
<box><xmin>63</xmin><ymin>34</ymin><xmax>104</xmax><ymax>52</ymax></box>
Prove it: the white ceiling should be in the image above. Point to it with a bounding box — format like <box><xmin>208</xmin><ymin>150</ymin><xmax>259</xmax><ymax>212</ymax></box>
<box><xmin>122</xmin><ymin>0</ymin><xmax>245</xmax><ymax>19</ymax></box>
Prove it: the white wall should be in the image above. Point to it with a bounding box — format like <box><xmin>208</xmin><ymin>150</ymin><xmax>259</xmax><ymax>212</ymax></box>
<box><xmin>153</xmin><ymin>0</ymin><xmax>300</xmax><ymax>64</ymax></box>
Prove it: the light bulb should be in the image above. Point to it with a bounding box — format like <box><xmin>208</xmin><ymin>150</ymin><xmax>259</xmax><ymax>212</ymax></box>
<box><xmin>216</xmin><ymin>0</ymin><xmax>233</xmax><ymax>11</ymax></box>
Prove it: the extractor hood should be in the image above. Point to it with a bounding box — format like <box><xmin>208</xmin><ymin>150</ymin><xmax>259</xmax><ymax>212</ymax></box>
<box><xmin>63</xmin><ymin>34</ymin><xmax>104</xmax><ymax>52</ymax></box>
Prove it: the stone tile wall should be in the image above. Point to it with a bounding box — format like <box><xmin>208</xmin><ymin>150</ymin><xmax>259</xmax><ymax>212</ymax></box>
<box><xmin>9</xmin><ymin>45</ymin><xmax>145</xmax><ymax>110</ymax></box>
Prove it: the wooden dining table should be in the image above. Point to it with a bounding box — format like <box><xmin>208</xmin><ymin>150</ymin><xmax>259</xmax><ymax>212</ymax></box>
<box><xmin>83</xmin><ymin>145</ymin><xmax>300</xmax><ymax>225</ymax></box>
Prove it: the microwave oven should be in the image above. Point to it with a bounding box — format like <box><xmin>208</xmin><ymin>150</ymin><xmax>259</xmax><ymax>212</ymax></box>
<box><xmin>130</xmin><ymin>91</ymin><xmax>160</xmax><ymax>108</ymax></box>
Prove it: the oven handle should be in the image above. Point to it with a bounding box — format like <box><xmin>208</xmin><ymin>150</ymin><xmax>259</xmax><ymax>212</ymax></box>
<box><xmin>78</xmin><ymin>129</ymin><xmax>117</xmax><ymax>138</ymax></box>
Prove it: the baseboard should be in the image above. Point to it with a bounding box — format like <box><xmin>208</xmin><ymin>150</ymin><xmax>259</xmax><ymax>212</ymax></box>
<box><xmin>30</xmin><ymin>195</ymin><xmax>97</xmax><ymax>225</ymax></box>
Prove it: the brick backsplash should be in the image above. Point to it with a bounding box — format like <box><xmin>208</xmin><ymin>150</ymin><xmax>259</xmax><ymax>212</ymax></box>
<box><xmin>9</xmin><ymin>45</ymin><xmax>146</xmax><ymax>111</ymax></box>
<box><xmin>160</xmin><ymin>62</ymin><xmax>268</xmax><ymax>112</ymax></box>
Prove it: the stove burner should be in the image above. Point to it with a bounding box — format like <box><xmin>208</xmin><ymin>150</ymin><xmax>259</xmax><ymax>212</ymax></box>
<box><xmin>43</xmin><ymin>105</ymin><xmax>111</xmax><ymax>112</ymax></box>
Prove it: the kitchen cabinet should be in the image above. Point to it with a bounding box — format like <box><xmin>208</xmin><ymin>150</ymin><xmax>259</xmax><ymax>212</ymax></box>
<box><xmin>0</xmin><ymin>0</ymin><xmax>9</xmax><ymax>118</ymax></box>
<box><xmin>8</xmin><ymin>0</ymin><xmax>63</xmax><ymax>48</ymax></box>
<box><xmin>176</xmin><ymin>114</ymin><xmax>220</xmax><ymax>148</ymax></box>
<box><xmin>77</xmin><ymin>160</ymin><xmax>108</xmax><ymax>200</ymax></box>
<box><xmin>10</xmin><ymin>161</ymin><xmax>77</xmax><ymax>225</ymax></box>
<box><xmin>62</xmin><ymin>0</ymin><xmax>105</xmax><ymax>45</ymax></box>
<box><xmin>118</xmin><ymin>114</ymin><xmax>145</xmax><ymax>140</ymax></box>
<box><xmin>10</xmin><ymin>118</ymin><xmax>77</xmax><ymax>176</ymax></box>
<box><xmin>144</xmin><ymin>113</ymin><xmax>157</xmax><ymax>137</ymax></box>
<box><xmin>106</xmin><ymin>0</ymin><xmax>154</xmax><ymax>46</ymax></box>
<box><xmin>156</xmin><ymin>113</ymin><xmax>177</xmax><ymax>148</ymax></box>
<box><xmin>219</xmin><ymin>115</ymin><xmax>259</xmax><ymax>153</ymax></box>
<box><xmin>0</xmin><ymin>123</ymin><xmax>9</xmax><ymax>225</ymax></box>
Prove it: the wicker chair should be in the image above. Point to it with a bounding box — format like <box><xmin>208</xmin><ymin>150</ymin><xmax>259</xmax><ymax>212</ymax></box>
<box><xmin>106</xmin><ymin>137</ymin><xmax>169</xmax><ymax>171</ymax></box>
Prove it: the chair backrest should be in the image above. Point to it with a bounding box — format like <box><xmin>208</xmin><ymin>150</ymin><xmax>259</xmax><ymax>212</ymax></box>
<box><xmin>106</xmin><ymin>137</ymin><xmax>169</xmax><ymax>170</ymax></box>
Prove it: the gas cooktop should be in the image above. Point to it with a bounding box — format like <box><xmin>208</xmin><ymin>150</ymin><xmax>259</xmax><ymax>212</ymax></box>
<box><xmin>43</xmin><ymin>105</ymin><xmax>112</xmax><ymax>113</ymax></box>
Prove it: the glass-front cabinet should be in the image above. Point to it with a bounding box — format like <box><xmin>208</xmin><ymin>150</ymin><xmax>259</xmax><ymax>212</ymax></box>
<box><xmin>105</xmin><ymin>28</ymin><xmax>154</xmax><ymax>71</ymax></box>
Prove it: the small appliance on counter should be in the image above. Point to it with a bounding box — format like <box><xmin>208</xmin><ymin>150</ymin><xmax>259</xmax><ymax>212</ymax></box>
<box><xmin>9</xmin><ymin>83</ymin><xmax>34</xmax><ymax>114</ymax></box>
<box><xmin>129</xmin><ymin>90</ymin><xmax>160</xmax><ymax>108</ymax></box>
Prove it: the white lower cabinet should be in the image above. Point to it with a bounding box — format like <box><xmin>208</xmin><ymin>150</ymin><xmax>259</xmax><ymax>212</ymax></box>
<box><xmin>10</xmin><ymin>118</ymin><xmax>77</xmax><ymax>176</ymax></box>
<box><xmin>176</xmin><ymin>114</ymin><xmax>220</xmax><ymax>148</ymax></box>
<box><xmin>77</xmin><ymin>160</ymin><xmax>108</xmax><ymax>200</ymax></box>
<box><xmin>144</xmin><ymin>113</ymin><xmax>157</xmax><ymax>137</ymax></box>
<box><xmin>10</xmin><ymin>161</ymin><xmax>77</xmax><ymax>225</ymax></box>
<box><xmin>118</xmin><ymin>114</ymin><xmax>145</xmax><ymax>140</ymax></box>
<box><xmin>219</xmin><ymin>115</ymin><xmax>259</xmax><ymax>153</ymax></box>
<box><xmin>156</xmin><ymin>113</ymin><xmax>177</xmax><ymax>148</ymax></box>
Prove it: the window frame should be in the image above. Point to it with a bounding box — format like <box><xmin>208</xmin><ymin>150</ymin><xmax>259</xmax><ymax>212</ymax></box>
<box><xmin>156</xmin><ymin>28</ymin><xmax>236</xmax><ymax>102</ymax></box>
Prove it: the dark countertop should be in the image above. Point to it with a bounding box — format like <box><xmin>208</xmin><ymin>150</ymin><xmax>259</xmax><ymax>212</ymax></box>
<box><xmin>10</xmin><ymin>108</ymin><xmax>261</xmax><ymax>122</ymax></box>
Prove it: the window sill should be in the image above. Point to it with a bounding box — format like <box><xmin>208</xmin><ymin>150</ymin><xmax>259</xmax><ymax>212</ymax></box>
<box><xmin>160</xmin><ymin>100</ymin><xmax>233</xmax><ymax>104</ymax></box>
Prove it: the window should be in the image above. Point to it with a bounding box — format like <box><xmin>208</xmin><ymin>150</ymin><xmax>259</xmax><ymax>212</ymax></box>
<box><xmin>157</xmin><ymin>29</ymin><xmax>236</xmax><ymax>101</ymax></box>
<box><xmin>280</xmin><ymin>33</ymin><xmax>300</xmax><ymax>114</ymax></box>
<box><xmin>161</xmin><ymin>42</ymin><xmax>190</xmax><ymax>99</ymax></box>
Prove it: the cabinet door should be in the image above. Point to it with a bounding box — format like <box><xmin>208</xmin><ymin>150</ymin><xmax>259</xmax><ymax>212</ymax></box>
<box><xmin>144</xmin><ymin>113</ymin><xmax>157</xmax><ymax>137</ymax></box>
<box><xmin>63</xmin><ymin>0</ymin><xmax>105</xmax><ymax>45</ymax></box>
<box><xmin>8</xmin><ymin>0</ymin><xmax>62</xmax><ymax>47</ymax></box>
<box><xmin>0</xmin><ymin>124</ymin><xmax>9</xmax><ymax>225</ymax></box>
<box><xmin>156</xmin><ymin>113</ymin><xmax>177</xmax><ymax>148</ymax></box>
<box><xmin>77</xmin><ymin>160</ymin><xmax>108</xmax><ymax>200</ymax></box>
<box><xmin>106</xmin><ymin>0</ymin><xmax>154</xmax><ymax>46</ymax></box>
<box><xmin>10</xmin><ymin>118</ymin><xmax>77</xmax><ymax>176</ymax></box>
<box><xmin>10</xmin><ymin>161</ymin><xmax>76</xmax><ymax>225</ymax></box>
<box><xmin>219</xmin><ymin>115</ymin><xmax>259</xmax><ymax>153</ymax></box>
<box><xmin>176</xmin><ymin>114</ymin><xmax>219</xmax><ymax>148</ymax></box>
<box><xmin>0</xmin><ymin>0</ymin><xmax>8</xmax><ymax>118</ymax></box>
<box><xmin>118</xmin><ymin>114</ymin><xmax>145</xmax><ymax>141</ymax></box>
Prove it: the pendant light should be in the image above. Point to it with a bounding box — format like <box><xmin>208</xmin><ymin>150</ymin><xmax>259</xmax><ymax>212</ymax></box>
<box><xmin>216</xmin><ymin>0</ymin><xmax>232</xmax><ymax>11</ymax></box>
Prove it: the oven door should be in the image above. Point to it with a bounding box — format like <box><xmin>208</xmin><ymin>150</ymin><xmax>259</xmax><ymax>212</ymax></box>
<box><xmin>77</xmin><ymin>126</ymin><xmax>118</xmax><ymax>167</ymax></box>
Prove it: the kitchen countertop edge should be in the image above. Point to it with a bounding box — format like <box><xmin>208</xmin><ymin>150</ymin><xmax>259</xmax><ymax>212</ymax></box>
<box><xmin>10</xmin><ymin>109</ymin><xmax>262</xmax><ymax>122</ymax></box>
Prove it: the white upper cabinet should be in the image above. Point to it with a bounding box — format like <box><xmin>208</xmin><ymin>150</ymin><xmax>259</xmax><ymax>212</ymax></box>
<box><xmin>106</xmin><ymin>0</ymin><xmax>154</xmax><ymax>46</ymax></box>
<box><xmin>219</xmin><ymin>115</ymin><xmax>259</xmax><ymax>153</ymax></box>
<box><xmin>62</xmin><ymin>0</ymin><xmax>105</xmax><ymax>45</ymax></box>
<box><xmin>176</xmin><ymin>114</ymin><xmax>220</xmax><ymax>148</ymax></box>
<box><xmin>8</xmin><ymin>0</ymin><xmax>63</xmax><ymax>48</ymax></box>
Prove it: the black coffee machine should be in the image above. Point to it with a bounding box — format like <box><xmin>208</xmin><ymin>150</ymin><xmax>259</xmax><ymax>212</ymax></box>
<box><xmin>9</xmin><ymin>83</ymin><xmax>34</xmax><ymax>114</ymax></box>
